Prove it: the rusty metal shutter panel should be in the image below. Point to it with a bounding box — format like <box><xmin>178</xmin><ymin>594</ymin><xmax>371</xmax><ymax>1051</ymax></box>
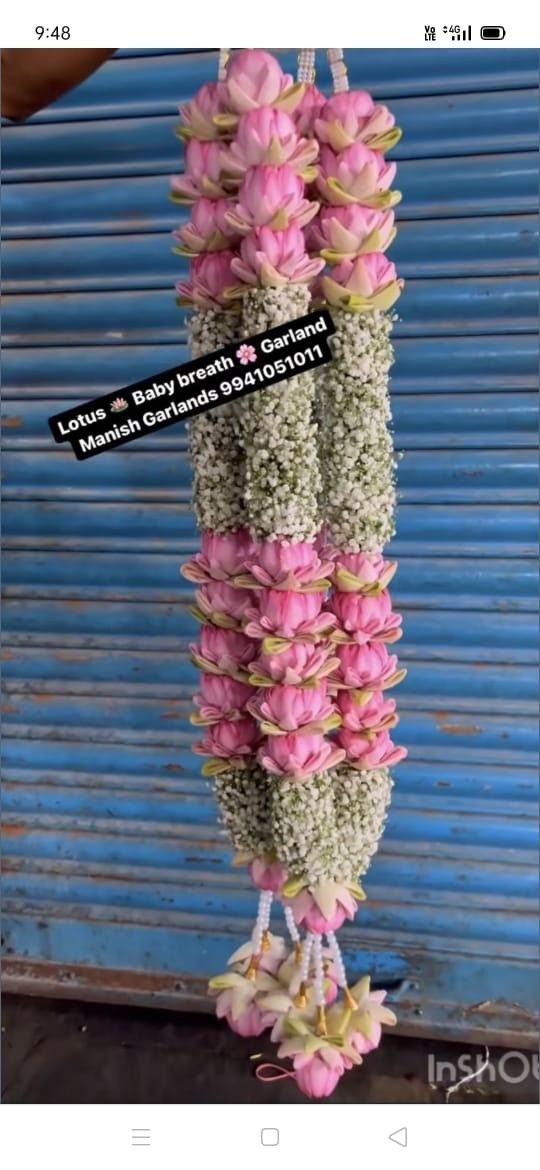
<box><xmin>1</xmin><ymin>48</ymin><xmax>538</xmax><ymax>1046</ymax></box>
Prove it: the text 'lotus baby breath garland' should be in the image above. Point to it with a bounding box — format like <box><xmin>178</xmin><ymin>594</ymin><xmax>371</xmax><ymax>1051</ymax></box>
<box><xmin>176</xmin><ymin>47</ymin><xmax>406</xmax><ymax>1100</ymax></box>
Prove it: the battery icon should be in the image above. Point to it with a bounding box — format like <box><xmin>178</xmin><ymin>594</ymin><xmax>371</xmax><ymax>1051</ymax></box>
<box><xmin>480</xmin><ymin>25</ymin><xmax>506</xmax><ymax>39</ymax></box>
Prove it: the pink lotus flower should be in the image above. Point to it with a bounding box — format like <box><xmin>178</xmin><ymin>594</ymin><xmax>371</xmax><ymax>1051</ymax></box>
<box><xmin>321</xmin><ymin>252</ymin><xmax>403</xmax><ymax>312</ymax></box>
<box><xmin>245</xmin><ymin>589</ymin><xmax>335</xmax><ymax>642</ymax></box>
<box><xmin>195</xmin><ymin>580</ymin><xmax>252</xmax><ymax>626</ymax></box>
<box><xmin>227</xmin><ymin>931</ymin><xmax>287</xmax><ymax>976</ymax></box>
<box><xmin>231</xmin><ymin>225</ymin><xmax>324</xmax><ymax>290</ymax></box>
<box><xmin>331</xmin><ymin>551</ymin><xmax>398</xmax><ymax>594</ymax></box>
<box><xmin>248</xmin><ymin>683</ymin><xmax>339</xmax><ymax>735</ymax></box>
<box><xmin>193</xmin><ymin>674</ymin><xmax>253</xmax><ymax>723</ymax></box>
<box><xmin>224</xmin><ymin>49</ymin><xmax>301</xmax><ymax>116</ymax></box>
<box><xmin>337</xmin><ymin>690</ymin><xmax>397</xmax><ymax>733</ymax></box>
<box><xmin>249</xmin><ymin>643</ymin><xmax>339</xmax><ymax>688</ymax></box>
<box><xmin>288</xmin><ymin>883</ymin><xmax>359</xmax><ymax>933</ymax></box>
<box><xmin>171</xmin><ymin>140</ymin><xmax>229</xmax><ymax>203</ymax></box>
<box><xmin>174</xmin><ymin>198</ymin><xmax>240</xmax><ymax>255</ymax></box>
<box><xmin>226</xmin><ymin>165</ymin><xmax>318</xmax><ymax>234</ymax></box>
<box><xmin>337</xmin><ymin>728</ymin><xmax>407</xmax><ymax>768</ymax></box>
<box><xmin>179</xmin><ymin>81</ymin><xmax>227</xmax><ymax>141</ymax></box>
<box><xmin>294</xmin><ymin>1051</ymin><xmax>348</xmax><ymax>1098</ymax></box>
<box><xmin>310</xmin><ymin>205</ymin><xmax>395</xmax><ymax>261</ymax></box>
<box><xmin>315</xmin><ymin>91</ymin><xmax>401</xmax><ymax>152</ymax></box>
<box><xmin>249</xmin><ymin>858</ymin><xmax>287</xmax><ymax>892</ymax></box>
<box><xmin>294</xmin><ymin>82</ymin><xmax>326</xmax><ymax>136</ymax></box>
<box><xmin>259</xmin><ymin>733</ymin><xmax>344</xmax><ymax>781</ymax></box>
<box><xmin>191</xmin><ymin>625</ymin><xmax>256</xmax><ymax>679</ymax></box>
<box><xmin>330</xmin><ymin>642</ymin><xmax>405</xmax><ymax>691</ymax></box>
<box><xmin>182</xmin><ymin>529</ymin><xmax>253</xmax><ymax>585</ymax></box>
<box><xmin>346</xmin><ymin>975</ymin><xmax>397</xmax><ymax>1054</ymax></box>
<box><xmin>236</xmin><ymin>343</ymin><xmax>257</xmax><ymax>365</ymax></box>
<box><xmin>329</xmin><ymin>589</ymin><xmax>402</xmax><ymax>644</ymax></box>
<box><xmin>316</xmin><ymin>143</ymin><xmax>399</xmax><ymax>208</ymax></box>
<box><xmin>194</xmin><ymin>716</ymin><xmax>260</xmax><ymax>759</ymax></box>
<box><xmin>214</xmin><ymin>975</ymin><xmax>277</xmax><ymax>1036</ymax></box>
<box><xmin>176</xmin><ymin>251</ymin><xmax>237</xmax><ymax>308</ymax></box>
<box><xmin>240</xmin><ymin>538</ymin><xmax>333</xmax><ymax>591</ymax></box>
<box><xmin>225</xmin><ymin>108</ymin><xmax>318</xmax><ymax>178</ymax></box>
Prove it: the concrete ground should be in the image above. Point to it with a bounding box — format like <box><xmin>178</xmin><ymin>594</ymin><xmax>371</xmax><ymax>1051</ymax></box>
<box><xmin>1</xmin><ymin>995</ymin><xmax>537</xmax><ymax>1105</ymax></box>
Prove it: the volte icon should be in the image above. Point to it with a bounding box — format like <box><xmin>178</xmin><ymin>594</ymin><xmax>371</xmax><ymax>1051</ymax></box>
<box><xmin>389</xmin><ymin>1127</ymin><xmax>408</xmax><ymax>1148</ymax></box>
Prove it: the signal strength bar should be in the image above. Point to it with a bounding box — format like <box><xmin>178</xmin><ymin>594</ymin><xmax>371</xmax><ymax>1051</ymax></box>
<box><xmin>452</xmin><ymin>25</ymin><xmax>471</xmax><ymax>40</ymax></box>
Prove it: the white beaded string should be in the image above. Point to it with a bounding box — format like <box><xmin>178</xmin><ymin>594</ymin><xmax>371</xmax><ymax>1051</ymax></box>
<box><xmin>284</xmin><ymin>905</ymin><xmax>300</xmax><ymax>944</ymax></box>
<box><xmin>252</xmin><ymin>889</ymin><xmax>273</xmax><ymax>954</ymax></box>
<box><xmin>299</xmin><ymin>931</ymin><xmax>314</xmax><ymax>984</ymax></box>
<box><xmin>297</xmin><ymin>48</ymin><xmax>316</xmax><ymax>84</ymax></box>
<box><xmin>327</xmin><ymin>48</ymin><xmax>349</xmax><ymax>93</ymax></box>
<box><xmin>218</xmin><ymin>48</ymin><xmax>230</xmax><ymax>81</ymax></box>
<box><xmin>312</xmin><ymin>935</ymin><xmax>326</xmax><ymax>1007</ymax></box>
<box><xmin>326</xmin><ymin>931</ymin><xmax>347</xmax><ymax>988</ymax></box>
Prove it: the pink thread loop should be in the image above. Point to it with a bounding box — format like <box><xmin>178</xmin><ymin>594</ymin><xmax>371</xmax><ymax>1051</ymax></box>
<box><xmin>255</xmin><ymin>1062</ymin><xmax>296</xmax><ymax>1083</ymax></box>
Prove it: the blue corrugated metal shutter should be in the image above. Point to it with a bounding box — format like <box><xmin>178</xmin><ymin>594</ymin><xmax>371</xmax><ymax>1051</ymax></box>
<box><xmin>2</xmin><ymin>48</ymin><xmax>538</xmax><ymax>1045</ymax></box>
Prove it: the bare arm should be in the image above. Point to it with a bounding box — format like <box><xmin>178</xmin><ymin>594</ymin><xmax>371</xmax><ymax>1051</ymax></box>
<box><xmin>1</xmin><ymin>48</ymin><xmax>116</xmax><ymax>120</ymax></box>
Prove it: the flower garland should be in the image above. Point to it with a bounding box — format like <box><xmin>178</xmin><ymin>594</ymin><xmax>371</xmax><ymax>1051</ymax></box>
<box><xmin>174</xmin><ymin>49</ymin><xmax>407</xmax><ymax>1099</ymax></box>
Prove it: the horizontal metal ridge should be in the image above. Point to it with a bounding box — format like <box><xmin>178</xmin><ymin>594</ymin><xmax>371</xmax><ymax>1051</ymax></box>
<box><xmin>3</xmin><ymin>91</ymin><xmax>539</xmax><ymax>183</ymax></box>
<box><xmin>1</xmin><ymin>502</ymin><xmax>537</xmax><ymax>557</ymax></box>
<box><xmin>2</xmin><ymin>761</ymin><xmax>537</xmax><ymax>804</ymax></box>
<box><xmin>1</xmin><ymin>449</ymin><xmax>537</xmax><ymax>504</ymax></box>
<box><xmin>2</xmin><ymin>551</ymin><xmax>537</xmax><ymax>611</ymax></box>
<box><xmin>3</xmin><ymin>279</ymin><xmax>539</xmax><ymax>347</ymax></box>
<box><xmin>2</xmin><ymin>896</ymin><xmax>537</xmax><ymax>955</ymax></box>
<box><xmin>3</xmin><ymin>336</ymin><xmax>537</xmax><ymax>393</ymax></box>
<box><xmin>3</xmin><ymin>156</ymin><xmax>539</xmax><ymax>239</ymax></box>
<box><xmin>3</xmin><ymin>216</ymin><xmax>538</xmax><ymax>293</ymax></box>
<box><xmin>3</xmin><ymin>394</ymin><xmax>538</xmax><ymax>452</ymax></box>
<box><xmin>23</xmin><ymin>50</ymin><xmax>540</xmax><ymax>126</ymax></box>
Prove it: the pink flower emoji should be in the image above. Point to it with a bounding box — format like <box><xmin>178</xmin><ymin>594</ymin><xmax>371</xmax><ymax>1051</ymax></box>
<box><xmin>248</xmin><ymin>682</ymin><xmax>339</xmax><ymax>735</ymax></box>
<box><xmin>337</xmin><ymin>690</ymin><xmax>397</xmax><ymax>734</ymax></box>
<box><xmin>249</xmin><ymin>643</ymin><xmax>339</xmax><ymax>688</ymax></box>
<box><xmin>181</xmin><ymin>528</ymin><xmax>253</xmax><ymax>585</ymax></box>
<box><xmin>236</xmin><ymin>343</ymin><xmax>257</xmax><ymax>365</ymax></box>
<box><xmin>226</xmin><ymin>164</ymin><xmax>318</xmax><ymax>234</ymax></box>
<box><xmin>316</xmin><ymin>142</ymin><xmax>399</xmax><ymax>209</ymax></box>
<box><xmin>244</xmin><ymin>589</ymin><xmax>335</xmax><ymax>642</ymax></box>
<box><xmin>223</xmin><ymin>49</ymin><xmax>302</xmax><ymax>117</ymax></box>
<box><xmin>329</xmin><ymin>589</ymin><xmax>402</xmax><ymax>644</ymax></box>
<box><xmin>176</xmin><ymin>250</ymin><xmax>238</xmax><ymax>308</ymax></box>
<box><xmin>321</xmin><ymin>252</ymin><xmax>403</xmax><ymax>312</ymax></box>
<box><xmin>336</xmin><ymin>728</ymin><xmax>408</xmax><ymax>768</ymax></box>
<box><xmin>259</xmin><ymin>732</ymin><xmax>344</xmax><ymax>782</ymax></box>
<box><xmin>242</xmin><ymin>538</ymin><xmax>333</xmax><ymax>591</ymax></box>
<box><xmin>310</xmin><ymin>205</ymin><xmax>395</xmax><ymax>262</ymax></box>
<box><xmin>332</xmin><ymin>551</ymin><xmax>398</xmax><ymax>594</ymax></box>
<box><xmin>331</xmin><ymin>641</ymin><xmax>405</xmax><ymax>692</ymax></box>
<box><xmin>231</xmin><ymin>225</ymin><xmax>324</xmax><ymax>291</ymax></box>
